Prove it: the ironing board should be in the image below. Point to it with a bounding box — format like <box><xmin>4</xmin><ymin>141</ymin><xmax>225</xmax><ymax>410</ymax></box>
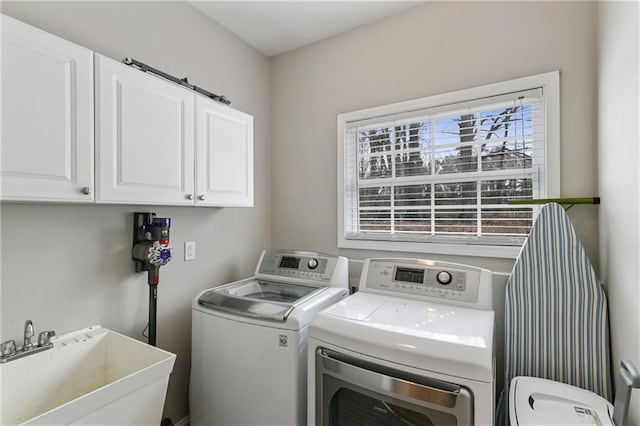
<box><xmin>503</xmin><ymin>203</ymin><xmax>612</xmax><ymax>415</ymax></box>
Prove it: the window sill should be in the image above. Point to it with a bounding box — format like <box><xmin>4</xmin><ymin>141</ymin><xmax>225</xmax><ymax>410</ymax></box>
<box><xmin>338</xmin><ymin>236</ymin><xmax>523</xmax><ymax>259</ymax></box>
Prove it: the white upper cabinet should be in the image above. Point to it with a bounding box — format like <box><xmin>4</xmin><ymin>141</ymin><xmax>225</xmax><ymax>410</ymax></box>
<box><xmin>95</xmin><ymin>54</ymin><xmax>195</xmax><ymax>205</ymax></box>
<box><xmin>96</xmin><ymin>54</ymin><xmax>253</xmax><ymax>207</ymax></box>
<box><xmin>2</xmin><ymin>14</ymin><xmax>253</xmax><ymax>207</ymax></box>
<box><xmin>196</xmin><ymin>95</ymin><xmax>253</xmax><ymax>207</ymax></box>
<box><xmin>1</xmin><ymin>15</ymin><xmax>94</xmax><ymax>202</ymax></box>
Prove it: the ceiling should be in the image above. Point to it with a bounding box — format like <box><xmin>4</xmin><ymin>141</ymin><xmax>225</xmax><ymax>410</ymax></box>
<box><xmin>189</xmin><ymin>1</ymin><xmax>425</xmax><ymax>57</ymax></box>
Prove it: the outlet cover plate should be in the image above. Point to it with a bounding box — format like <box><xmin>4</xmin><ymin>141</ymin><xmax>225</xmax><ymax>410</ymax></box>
<box><xmin>185</xmin><ymin>241</ymin><xmax>196</xmax><ymax>261</ymax></box>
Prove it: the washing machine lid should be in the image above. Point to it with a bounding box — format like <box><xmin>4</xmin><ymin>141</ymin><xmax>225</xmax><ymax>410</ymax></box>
<box><xmin>309</xmin><ymin>292</ymin><xmax>494</xmax><ymax>382</ymax></box>
<box><xmin>198</xmin><ymin>279</ymin><xmax>325</xmax><ymax>322</ymax></box>
<box><xmin>509</xmin><ymin>376</ymin><xmax>613</xmax><ymax>426</ymax></box>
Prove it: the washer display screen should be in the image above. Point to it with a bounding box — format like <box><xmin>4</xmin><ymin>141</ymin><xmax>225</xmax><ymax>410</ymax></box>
<box><xmin>394</xmin><ymin>267</ymin><xmax>425</xmax><ymax>284</ymax></box>
<box><xmin>279</xmin><ymin>256</ymin><xmax>301</xmax><ymax>269</ymax></box>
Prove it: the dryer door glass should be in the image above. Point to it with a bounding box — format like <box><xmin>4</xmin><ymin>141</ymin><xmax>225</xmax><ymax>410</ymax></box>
<box><xmin>328</xmin><ymin>387</ymin><xmax>443</xmax><ymax>426</ymax></box>
<box><xmin>316</xmin><ymin>349</ymin><xmax>472</xmax><ymax>426</ymax></box>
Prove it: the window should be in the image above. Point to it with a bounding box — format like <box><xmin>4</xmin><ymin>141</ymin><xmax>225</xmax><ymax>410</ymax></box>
<box><xmin>338</xmin><ymin>72</ymin><xmax>559</xmax><ymax>258</ymax></box>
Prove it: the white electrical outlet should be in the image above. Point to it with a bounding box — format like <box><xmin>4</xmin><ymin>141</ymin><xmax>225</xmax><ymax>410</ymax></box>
<box><xmin>185</xmin><ymin>241</ymin><xmax>196</xmax><ymax>261</ymax></box>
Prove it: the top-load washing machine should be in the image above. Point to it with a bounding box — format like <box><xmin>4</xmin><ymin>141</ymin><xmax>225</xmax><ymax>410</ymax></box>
<box><xmin>190</xmin><ymin>249</ymin><xmax>349</xmax><ymax>426</ymax></box>
<box><xmin>308</xmin><ymin>257</ymin><xmax>495</xmax><ymax>426</ymax></box>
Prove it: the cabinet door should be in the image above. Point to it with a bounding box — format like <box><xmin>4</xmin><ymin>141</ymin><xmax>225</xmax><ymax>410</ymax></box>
<box><xmin>95</xmin><ymin>54</ymin><xmax>194</xmax><ymax>205</ymax></box>
<box><xmin>1</xmin><ymin>15</ymin><xmax>94</xmax><ymax>202</ymax></box>
<box><xmin>196</xmin><ymin>96</ymin><xmax>253</xmax><ymax>207</ymax></box>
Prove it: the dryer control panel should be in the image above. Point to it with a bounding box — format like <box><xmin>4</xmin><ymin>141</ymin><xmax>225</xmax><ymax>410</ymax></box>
<box><xmin>361</xmin><ymin>258</ymin><xmax>493</xmax><ymax>309</ymax></box>
<box><xmin>256</xmin><ymin>250</ymin><xmax>348</xmax><ymax>288</ymax></box>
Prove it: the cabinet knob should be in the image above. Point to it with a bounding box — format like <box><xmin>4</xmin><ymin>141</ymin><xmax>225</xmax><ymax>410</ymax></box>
<box><xmin>198</xmin><ymin>195</ymin><xmax>206</xmax><ymax>201</ymax></box>
<box><xmin>186</xmin><ymin>194</ymin><xmax>194</xmax><ymax>200</ymax></box>
<box><xmin>81</xmin><ymin>187</ymin><xmax>92</xmax><ymax>195</ymax></box>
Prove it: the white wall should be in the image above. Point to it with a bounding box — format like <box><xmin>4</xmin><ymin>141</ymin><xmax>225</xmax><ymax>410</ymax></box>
<box><xmin>271</xmin><ymin>1</ymin><xmax>599</xmax><ymax>274</ymax></box>
<box><xmin>0</xmin><ymin>2</ymin><xmax>271</xmax><ymax>421</ymax></box>
<box><xmin>598</xmin><ymin>2</ymin><xmax>640</xmax><ymax>423</ymax></box>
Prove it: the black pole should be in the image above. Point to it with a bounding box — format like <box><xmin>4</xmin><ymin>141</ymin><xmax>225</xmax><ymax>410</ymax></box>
<box><xmin>149</xmin><ymin>285</ymin><xmax>157</xmax><ymax>346</ymax></box>
<box><xmin>149</xmin><ymin>284</ymin><xmax>173</xmax><ymax>426</ymax></box>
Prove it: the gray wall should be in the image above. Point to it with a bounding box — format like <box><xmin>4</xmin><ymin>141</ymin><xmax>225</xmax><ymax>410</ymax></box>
<box><xmin>0</xmin><ymin>2</ymin><xmax>271</xmax><ymax>421</ymax></box>
<box><xmin>3</xmin><ymin>1</ymin><xmax>637</xmax><ymax>423</ymax></box>
<box><xmin>271</xmin><ymin>1</ymin><xmax>599</xmax><ymax>274</ymax></box>
<box><xmin>597</xmin><ymin>2</ymin><xmax>640</xmax><ymax>422</ymax></box>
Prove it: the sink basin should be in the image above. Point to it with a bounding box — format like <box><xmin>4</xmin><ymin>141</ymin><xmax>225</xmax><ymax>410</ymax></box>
<box><xmin>1</xmin><ymin>325</ymin><xmax>176</xmax><ymax>425</ymax></box>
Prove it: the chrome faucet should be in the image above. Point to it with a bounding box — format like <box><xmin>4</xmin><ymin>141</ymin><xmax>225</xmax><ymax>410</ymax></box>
<box><xmin>0</xmin><ymin>320</ymin><xmax>55</xmax><ymax>363</ymax></box>
<box><xmin>23</xmin><ymin>320</ymin><xmax>34</xmax><ymax>350</ymax></box>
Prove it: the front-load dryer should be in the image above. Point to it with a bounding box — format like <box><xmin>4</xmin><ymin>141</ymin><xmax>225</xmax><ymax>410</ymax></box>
<box><xmin>308</xmin><ymin>258</ymin><xmax>496</xmax><ymax>426</ymax></box>
<box><xmin>190</xmin><ymin>250</ymin><xmax>349</xmax><ymax>426</ymax></box>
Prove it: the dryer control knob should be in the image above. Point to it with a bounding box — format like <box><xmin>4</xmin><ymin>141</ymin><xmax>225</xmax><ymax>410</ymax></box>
<box><xmin>436</xmin><ymin>271</ymin><xmax>452</xmax><ymax>285</ymax></box>
<box><xmin>307</xmin><ymin>258</ymin><xmax>319</xmax><ymax>270</ymax></box>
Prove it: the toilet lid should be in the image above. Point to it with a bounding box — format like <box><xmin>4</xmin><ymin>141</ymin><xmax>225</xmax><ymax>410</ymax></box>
<box><xmin>509</xmin><ymin>376</ymin><xmax>613</xmax><ymax>426</ymax></box>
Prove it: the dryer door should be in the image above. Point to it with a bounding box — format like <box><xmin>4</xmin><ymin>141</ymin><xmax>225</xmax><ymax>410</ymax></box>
<box><xmin>316</xmin><ymin>349</ymin><xmax>473</xmax><ymax>426</ymax></box>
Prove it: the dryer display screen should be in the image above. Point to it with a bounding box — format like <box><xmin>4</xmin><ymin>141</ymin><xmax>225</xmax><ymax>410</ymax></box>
<box><xmin>394</xmin><ymin>267</ymin><xmax>425</xmax><ymax>284</ymax></box>
<box><xmin>279</xmin><ymin>256</ymin><xmax>301</xmax><ymax>269</ymax></box>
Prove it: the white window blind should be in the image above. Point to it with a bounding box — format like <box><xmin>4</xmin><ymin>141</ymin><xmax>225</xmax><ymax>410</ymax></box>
<box><xmin>342</xmin><ymin>88</ymin><xmax>547</xmax><ymax>250</ymax></box>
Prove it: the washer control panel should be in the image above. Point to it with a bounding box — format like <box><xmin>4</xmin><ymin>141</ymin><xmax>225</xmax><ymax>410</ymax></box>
<box><xmin>363</xmin><ymin>259</ymin><xmax>487</xmax><ymax>304</ymax></box>
<box><xmin>257</xmin><ymin>250</ymin><xmax>333</xmax><ymax>282</ymax></box>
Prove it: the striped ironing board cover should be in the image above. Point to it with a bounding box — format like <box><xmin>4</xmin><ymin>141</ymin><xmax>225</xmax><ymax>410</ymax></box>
<box><xmin>504</xmin><ymin>202</ymin><xmax>611</xmax><ymax>401</ymax></box>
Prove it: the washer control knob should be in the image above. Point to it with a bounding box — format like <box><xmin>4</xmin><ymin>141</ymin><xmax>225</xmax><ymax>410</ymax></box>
<box><xmin>436</xmin><ymin>271</ymin><xmax>452</xmax><ymax>285</ymax></box>
<box><xmin>307</xmin><ymin>258</ymin><xmax>319</xmax><ymax>270</ymax></box>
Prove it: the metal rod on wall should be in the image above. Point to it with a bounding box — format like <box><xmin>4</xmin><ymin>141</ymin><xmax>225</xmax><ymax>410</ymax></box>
<box><xmin>122</xmin><ymin>57</ymin><xmax>231</xmax><ymax>106</ymax></box>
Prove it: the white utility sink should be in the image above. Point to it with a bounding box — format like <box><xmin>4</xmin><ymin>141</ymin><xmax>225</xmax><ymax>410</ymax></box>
<box><xmin>1</xmin><ymin>325</ymin><xmax>176</xmax><ymax>425</ymax></box>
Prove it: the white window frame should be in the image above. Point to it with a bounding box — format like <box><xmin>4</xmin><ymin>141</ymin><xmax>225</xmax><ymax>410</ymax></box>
<box><xmin>337</xmin><ymin>71</ymin><xmax>560</xmax><ymax>258</ymax></box>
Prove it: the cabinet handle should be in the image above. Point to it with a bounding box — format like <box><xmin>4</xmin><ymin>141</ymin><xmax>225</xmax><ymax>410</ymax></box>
<box><xmin>186</xmin><ymin>194</ymin><xmax>194</xmax><ymax>200</ymax></box>
<box><xmin>198</xmin><ymin>195</ymin><xmax>206</xmax><ymax>201</ymax></box>
<box><xmin>81</xmin><ymin>187</ymin><xmax>92</xmax><ymax>195</ymax></box>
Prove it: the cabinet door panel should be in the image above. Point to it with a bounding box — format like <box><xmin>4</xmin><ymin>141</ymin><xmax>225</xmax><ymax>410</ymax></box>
<box><xmin>95</xmin><ymin>54</ymin><xmax>194</xmax><ymax>205</ymax></box>
<box><xmin>1</xmin><ymin>15</ymin><xmax>94</xmax><ymax>202</ymax></box>
<box><xmin>117</xmin><ymin>81</ymin><xmax>183</xmax><ymax>187</ymax></box>
<box><xmin>196</xmin><ymin>96</ymin><xmax>253</xmax><ymax>207</ymax></box>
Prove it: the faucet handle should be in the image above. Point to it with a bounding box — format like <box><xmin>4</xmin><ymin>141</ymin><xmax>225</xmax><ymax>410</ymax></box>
<box><xmin>1</xmin><ymin>340</ymin><xmax>17</xmax><ymax>357</ymax></box>
<box><xmin>38</xmin><ymin>331</ymin><xmax>56</xmax><ymax>347</ymax></box>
